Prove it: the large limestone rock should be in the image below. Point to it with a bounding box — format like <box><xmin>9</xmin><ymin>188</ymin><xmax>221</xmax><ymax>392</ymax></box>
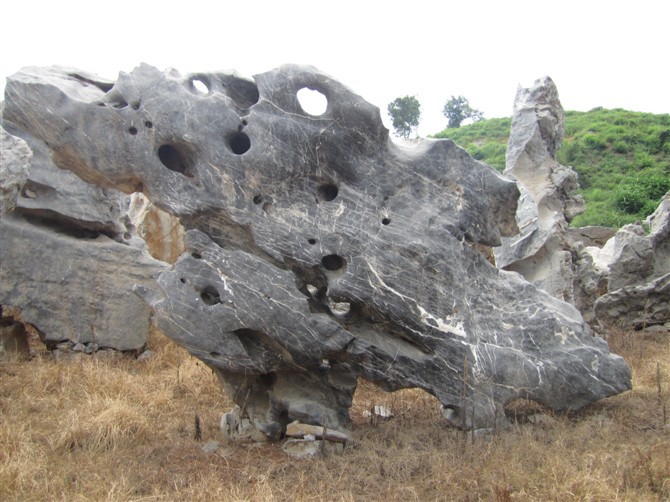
<box><xmin>494</xmin><ymin>77</ymin><xmax>585</xmax><ymax>304</ymax></box>
<box><xmin>1</xmin><ymin>117</ymin><xmax>165</xmax><ymax>351</ymax></box>
<box><xmin>2</xmin><ymin>64</ymin><xmax>631</xmax><ymax>433</ymax></box>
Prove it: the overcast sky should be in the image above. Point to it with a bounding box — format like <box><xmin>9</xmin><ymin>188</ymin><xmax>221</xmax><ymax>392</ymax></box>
<box><xmin>1</xmin><ymin>0</ymin><xmax>668</xmax><ymax>136</ymax></box>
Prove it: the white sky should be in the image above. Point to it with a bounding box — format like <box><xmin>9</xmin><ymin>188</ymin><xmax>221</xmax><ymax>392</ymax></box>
<box><xmin>1</xmin><ymin>0</ymin><xmax>668</xmax><ymax>136</ymax></box>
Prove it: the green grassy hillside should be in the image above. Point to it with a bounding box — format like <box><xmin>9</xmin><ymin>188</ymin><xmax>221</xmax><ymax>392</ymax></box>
<box><xmin>432</xmin><ymin>109</ymin><xmax>670</xmax><ymax>227</ymax></box>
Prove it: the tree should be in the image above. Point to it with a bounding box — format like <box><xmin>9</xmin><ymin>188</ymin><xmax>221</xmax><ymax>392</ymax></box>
<box><xmin>442</xmin><ymin>95</ymin><xmax>483</xmax><ymax>128</ymax></box>
<box><xmin>387</xmin><ymin>95</ymin><xmax>421</xmax><ymax>139</ymax></box>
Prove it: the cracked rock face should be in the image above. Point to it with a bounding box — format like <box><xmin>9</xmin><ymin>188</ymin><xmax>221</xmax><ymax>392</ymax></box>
<box><xmin>2</xmin><ymin>64</ymin><xmax>631</xmax><ymax>434</ymax></box>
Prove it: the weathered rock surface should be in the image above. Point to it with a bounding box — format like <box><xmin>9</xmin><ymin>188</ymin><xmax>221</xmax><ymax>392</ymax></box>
<box><xmin>2</xmin><ymin>64</ymin><xmax>631</xmax><ymax>434</ymax></box>
<box><xmin>590</xmin><ymin>193</ymin><xmax>670</xmax><ymax>328</ymax></box>
<box><xmin>0</xmin><ymin>213</ymin><xmax>165</xmax><ymax>350</ymax></box>
<box><xmin>129</xmin><ymin>193</ymin><xmax>186</xmax><ymax>263</ymax></box>
<box><xmin>494</xmin><ymin>76</ymin><xmax>585</xmax><ymax>304</ymax></box>
<box><xmin>1</xmin><ymin>99</ymin><xmax>166</xmax><ymax>351</ymax></box>
<box><xmin>0</xmin><ymin>127</ymin><xmax>31</xmax><ymax>215</ymax></box>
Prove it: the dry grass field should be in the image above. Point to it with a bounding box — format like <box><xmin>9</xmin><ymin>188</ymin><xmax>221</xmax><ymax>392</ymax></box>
<box><xmin>1</xmin><ymin>326</ymin><xmax>668</xmax><ymax>501</ymax></box>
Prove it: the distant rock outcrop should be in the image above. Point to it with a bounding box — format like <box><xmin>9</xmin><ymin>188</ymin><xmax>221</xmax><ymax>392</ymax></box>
<box><xmin>590</xmin><ymin>194</ymin><xmax>670</xmax><ymax>329</ymax></box>
<box><xmin>494</xmin><ymin>76</ymin><xmax>585</xmax><ymax>304</ymax></box>
<box><xmin>1</xmin><ymin>65</ymin><xmax>631</xmax><ymax>436</ymax></box>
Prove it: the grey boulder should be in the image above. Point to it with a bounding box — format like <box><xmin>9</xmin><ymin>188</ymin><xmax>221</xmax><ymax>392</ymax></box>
<box><xmin>2</xmin><ymin>64</ymin><xmax>631</xmax><ymax>434</ymax></box>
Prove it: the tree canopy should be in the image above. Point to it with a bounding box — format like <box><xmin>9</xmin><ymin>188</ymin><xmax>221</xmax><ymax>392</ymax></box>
<box><xmin>443</xmin><ymin>95</ymin><xmax>483</xmax><ymax>128</ymax></box>
<box><xmin>387</xmin><ymin>95</ymin><xmax>421</xmax><ymax>139</ymax></box>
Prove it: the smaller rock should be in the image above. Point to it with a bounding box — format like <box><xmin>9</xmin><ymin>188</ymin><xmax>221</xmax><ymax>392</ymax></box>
<box><xmin>220</xmin><ymin>406</ymin><xmax>268</xmax><ymax>442</ymax></box>
<box><xmin>281</xmin><ymin>438</ymin><xmax>344</xmax><ymax>459</ymax></box>
<box><xmin>202</xmin><ymin>440</ymin><xmax>221</xmax><ymax>453</ymax></box>
<box><xmin>285</xmin><ymin>420</ymin><xmax>349</xmax><ymax>443</ymax></box>
<box><xmin>362</xmin><ymin>405</ymin><xmax>393</xmax><ymax>420</ymax></box>
<box><xmin>136</xmin><ymin>349</ymin><xmax>156</xmax><ymax>362</ymax></box>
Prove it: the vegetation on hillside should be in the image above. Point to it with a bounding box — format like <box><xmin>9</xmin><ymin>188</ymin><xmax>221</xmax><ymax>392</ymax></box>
<box><xmin>433</xmin><ymin>109</ymin><xmax>670</xmax><ymax>228</ymax></box>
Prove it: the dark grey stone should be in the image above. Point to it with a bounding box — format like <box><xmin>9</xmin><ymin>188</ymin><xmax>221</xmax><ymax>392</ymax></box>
<box><xmin>1</xmin><ymin>64</ymin><xmax>631</xmax><ymax>434</ymax></box>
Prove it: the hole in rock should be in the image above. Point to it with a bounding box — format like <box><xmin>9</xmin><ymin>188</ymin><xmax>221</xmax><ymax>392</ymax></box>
<box><xmin>191</xmin><ymin>78</ymin><xmax>209</xmax><ymax>94</ymax></box>
<box><xmin>128</xmin><ymin>126</ymin><xmax>138</xmax><ymax>135</ymax></box>
<box><xmin>297</xmin><ymin>87</ymin><xmax>328</xmax><ymax>116</ymax></box>
<box><xmin>227</xmin><ymin>132</ymin><xmax>251</xmax><ymax>155</ymax></box>
<box><xmin>191</xmin><ymin>252</ymin><xmax>202</xmax><ymax>259</ymax></box>
<box><xmin>307</xmin><ymin>238</ymin><xmax>317</xmax><ymax>245</ymax></box>
<box><xmin>258</xmin><ymin>372</ymin><xmax>277</xmax><ymax>387</ymax></box>
<box><xmin>317</xmin><ymin>183</ymin><xmax>338</xmax><ymax>202</ymax></box>
<box><xmin>226</xmin><ymin>77</ymin><xmax>260</xmax><ymax>108</ymax></box>
<box><xmin>112</xmin><ymin>100</ymin><xmax>128</xmax><ymax>109</ymax></box>
<box><xmin>144</xmin><ymin>121</ymin><xmax>153</xmax><ymax>128</ymax></box>
<box><xmin>200</xmin><ymin>285</ymin><xmax>222</xmax><ymax>306</ymax></box>
<box><xmin>209</xmin><ymin>351</ymin><xmax>220</xmax><ymax>357</ymax></box>
<box><xmin>131</xmin><ymin>101</ymin><xmax>140</xmax><ymax>110</ymax></box>
<box><xmin>382</xmin><ymin>217</ymin><xmax>391</xmax><ymax>225</ymax></box>
<box><xmin>253</xmin><ymin>195</ymin><xmax>263</xmax><ymax>205</ymax></box>
<box><xmin>157</xmin><ymin>144</ymin><xmax>195</xmax><ymax>178</ymax></box>
<box><xmin>179</xmin><ymin>278</ymin><xmax>187</xmax><ymax>284</ymax></box>
<box><xmin>321</xmin><ymin>254</ymin><xmax>346</xmax><ymax>271</ymax></box>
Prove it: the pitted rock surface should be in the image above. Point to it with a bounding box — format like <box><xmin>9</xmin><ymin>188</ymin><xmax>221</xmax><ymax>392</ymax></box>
<box><xmin>2</xmin><ymin>64</ymin><xmax>631</xmax><ymax>434</ymax></box>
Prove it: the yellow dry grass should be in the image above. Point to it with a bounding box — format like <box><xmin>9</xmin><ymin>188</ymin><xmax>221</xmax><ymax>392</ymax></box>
<box><xmin>1</xmin><ymin>327</ymin><xmax>668</xmax><ymax>501</ymax></box>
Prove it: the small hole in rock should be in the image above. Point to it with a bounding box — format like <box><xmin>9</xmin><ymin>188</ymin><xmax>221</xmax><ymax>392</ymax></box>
<box><xmin>209</xmin><ymin>351</ymin><xmax>220</xmax><ymax>357</ymax></box>
<box><xmin>228</xmin><ymin>132</ymin><xmax>251</xmax><ymax>155</ymax></box>
<box><xmin>317</xmin><ymin>184</ymin><xmax>338</xmax><ymax>202</ymax></box>
<box><xmin>200</xmin><ymin>285</ymin><xmax>222</xmax><ymax>306</ymax></box>
<box><xmin>382</xmin><ymin>218</ymin><xmax>391</xmax><ymax>225</ymax></box>
<box><xmin>192</xmin><ymin>78</ymin><xmax>209</xmax><ymax>94</ymax></box>
<box><xmin>253</xmin><ymin>195</ymin><xmax>263</xmax><ymax>205</ymax></box>
<box><xmin>128</xmin><ymin>126</ymin><xmax>138</xmax><ymax>135</ymax></box>
<box><xmin>112</xmin><ymin>101</ymin><xmax>128</xmax><ymax>109</ymax></box>
<box><xmin>180</xmin><ymin>278</ymin><xmax>187</xmax><ymax>284</ymax></box>
<box><xmin>144</xmin><ymin>121</ymin><xmax>153</xmax><ymax>128</ymax></box>
<box><xmin>131</xmin><ymin>101</ymin><xmax>140</xmax><ymax>110</ymax></box>
<box><xmin>157</xmin><ymin>144</ymin><xmax>195</xmax><ymax>178</ymax></box>
<box><xmin>191</xmin><ymin>252</ymin><xmax>202</xmax><ymax>259</ymax></box>
<box><xmin>321</xmin><ymin>254</ymin><xmax>345</xmax><ymax>271</ymax></box>
<box><xmin>307</xmin><ymin>238</ymin><xmax>317</xmax><ymax>245</ymax></box>
<box><xmin>297</xmin><ymin>87</ymin><xmax>328</xmax><ymax>116</ymax></box>
<box><xmin>242</xmin><ymin>119</ymin><xmax>248</xmax><ymax>126</ymax></box>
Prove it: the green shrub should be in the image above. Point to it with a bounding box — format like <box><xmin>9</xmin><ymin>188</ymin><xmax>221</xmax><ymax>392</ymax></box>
<box><xmin>614</xmin><ymin>173</ymin><xmax>670</xmax><ymax>215</ymax></box>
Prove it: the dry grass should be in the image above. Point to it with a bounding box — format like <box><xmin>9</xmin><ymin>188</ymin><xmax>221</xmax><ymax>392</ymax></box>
<box><xmin>1</xmin><ymin>327</ymin><xmax>668</xmax><ymax>501</ymax></box>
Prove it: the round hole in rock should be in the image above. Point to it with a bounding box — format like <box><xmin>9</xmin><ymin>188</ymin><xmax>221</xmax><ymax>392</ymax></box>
<box><xmin>157</xmin><ymin>144</ymin><xmax>195</xmax><ymax>178</ymax></box>
<box><xmin>228</xmin><ymin>131</ymin><xmax>251</xmax><ymax>155</ymax></box>
<box><xmin>191</xmin><ymin>252</ymin><xmax>202</xmax><ymax>259</ymax></box>
<box><xmin>179</xmin><ymin>277</ymin><xmax>187</xmax><ymax>284</ymax></box>
<box><xmin>131</xmin><ymin>101</ymin><xmax>140</xmax><ymax>110</ymax></box>
<box><xmin>200</xmin><ymin>285</ymin><xmax>222</xmax><ymax>306</ymax></box>
<box><xmin>144</xmin><ymin>121</ymin><xmax>153</xmax><ymax>128</ymax></box>
<box><xmin>382</xmin><ymin>217</ymin><xmax>391</xmax><ymax>225</ymax></box>
<box><xmin>253</xmin><ymin>195</ymin><xmax>263</xmax><ymax>205</ymax></box>
<box><xmin>321</xmin><ymin>254</ymin><xmax>346</xmax><ymax>271</ymax></box>
<box><xmin>128</xmin><ymin>126</ymin><xmax>138</xmax><ymax>135</ymax></box>
<box><xmin>317</xmin><ymin>183</ymin><xmax>338</xmax><ymax>201</ymax></box>
<box><xmin>307</xmin><ymin>238</ymin><xmax>317</xmax><ymax>245</ymax></box>
<box><xmin>297</xmin><ymin>87</ymin><xmax>328</xmax><ymax>116</ymax></box>
<box><xmin>192</xmin><ymin>78</ymin><xmax>209</xmax><ymax>94</ymax></box>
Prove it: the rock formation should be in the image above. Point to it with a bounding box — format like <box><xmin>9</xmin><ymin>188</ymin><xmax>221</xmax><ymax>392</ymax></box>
<box><xmin>590</xmin><ymin>193</ymin><xmax>670</xmax><ymax>329</ymax></box>
<box><xmin>494</xmin><ymin>76</ymin><xmax>585</xmax><ymax>304</ymax></box>
<box><xmin>0</xmin><ymin>120</ymin><xmax>164</xmax><ymax>351</ymax></box>
<box><xmin>1</xmin><ymin>64</ymin><xmax>631</xmax><ymax>435</ymax></box>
